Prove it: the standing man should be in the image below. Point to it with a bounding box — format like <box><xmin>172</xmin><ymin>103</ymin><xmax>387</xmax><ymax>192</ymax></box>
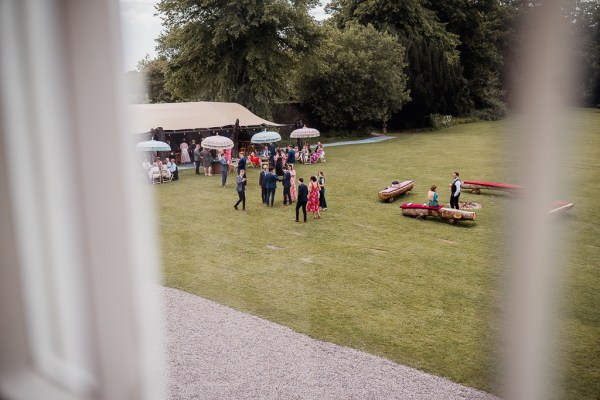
<box><xmin>268</xmin><ymin>142</ymin><xmax>276</xmax><ymax>167</ymax></box>
<box><xmin>287</xmin><ymin>145</ymin><xmax>296</xmax><ymax>165</ymax></box>
<box><xmin>258</xmin><ymin>164</ymin><xmax>268</xmax><ymax>204</ymax></box>
<box><xmin>237</xmin><ymin>152</ymin><xmax>247</xmax><ymax>175</ymax></box>
<box><xmin>233</xmin><ymin>170</ymin><xmax>246</xmax><ymax>211</ymax></box>
<box><xmin>282</xmin><ymin>166</ymin><xmax>292</xmax><ymax>205</ymax></box>
<box><xmin>449</xmin><ymin>171</ymin><xmax>461</xmax><ymax>209</ymax></box>
<box><xmin>189</xmin><ymin>139</ymin><xmax>196</xmax><ymax>162</ymax></box>
<box><xmin>220</xmin><ymin>153</ymin><xmax>228</xmax><ymax>187</ymax></box>
<box><xmin>295</xmin><ymin>178</ymin><xmax>308</xmax><ymax>222</ymax></box>
<box><xmin>193</xmin><ymin>144</ymin><xmax>201</xmax><ymax>175</ymax></box>
<box><xmin>265</xmin><ymin>166</ymin><xmax>280</xmax><ymax>207</ymax></box>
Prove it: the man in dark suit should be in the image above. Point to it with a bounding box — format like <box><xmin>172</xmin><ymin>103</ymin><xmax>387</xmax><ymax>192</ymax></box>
<box><xmin>193</xmin><ymin>144</ymin><xmax>201</xmax><ymax>175</ymax></box>
<box><xmin>448</xmin><ymin>171</ymin><xmax>461</xmax><ymax>209</ymax></box>
<box><xmin>282</xmin><ymin>166</ymin><xmax>292</xmax><ymax>205</ymax></box>
<box><xmin>265</xmin><ymin>166</ymin><xmax>280</xmax><ymax>207</ymax></box>
<box><xmin>258</xmin><ymin>164</ymin><xmax>268</xmax><ymax>204</ymax></box>
<box><xmin>295</xmin><ymin>178</ymin><xmax>308</xmax><ymax>222</ymax></box>
<box><xmin>237</xmin><ymin>152</ymin><xmax>247</xmax><ymax>174</ymax></box>
<box><xmin>287</xmin><ymin>145</ymin><xmax>295</xmax><ymax>165</ymax></box>
<box><xmin>268</xmin><ymin>142</ymin><xmax>276</xmax><ymax>167</ymax></box>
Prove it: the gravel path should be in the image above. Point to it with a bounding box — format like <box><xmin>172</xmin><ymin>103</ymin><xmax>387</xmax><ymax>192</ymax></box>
<box><xmin>321</xmin><ymin>135</ymin><xmax>396</xmax><ymax>147</ymax></box>
<box><xmin>164</xmin><ymin>286</ymin><xmax>498</xmax><ymax>400</ymax></box>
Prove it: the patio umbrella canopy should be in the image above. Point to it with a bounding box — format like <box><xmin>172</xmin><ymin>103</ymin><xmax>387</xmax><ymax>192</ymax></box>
<box><xmin>290</xmin><ymin>126</ymin><xmax>320</xmax><ymax>138</ymax></box>
<box><xmin>251</xmin><ymin>130</ymin><xmax>282</xmax><ymax>144</ymax></box>
<box><xmin>200</xmin><ymin>134</ymin><xmax>234</xmax><ymax>150</ymax></box>
<box><xmin>136</xmin><ymin>139</ymin><xmax>171</xmax><ymax>152</ymax></box>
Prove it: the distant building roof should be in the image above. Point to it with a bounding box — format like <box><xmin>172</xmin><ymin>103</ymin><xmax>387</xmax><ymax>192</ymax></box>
<box><xmin>128</xmin><ymin>101</ymin><xmax>285</xmax><ymax>134</ymax></box>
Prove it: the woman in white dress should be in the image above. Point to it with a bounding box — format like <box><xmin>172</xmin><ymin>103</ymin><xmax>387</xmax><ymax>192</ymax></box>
<box><xmin>180</xmin><ymin>141</ymin><xmax>191</xmax><ymax>164</ymax></box>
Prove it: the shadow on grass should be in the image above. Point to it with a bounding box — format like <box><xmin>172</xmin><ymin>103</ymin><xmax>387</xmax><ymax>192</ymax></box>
<box><xmin>464</xmin><ymin>191</ymin><xmax>518</xmax><ymax>199</ymax></box>
<box><xmin>400</xmin><ymin>215</ymin><xmax>479</xmax><ymax>229</ymax></box>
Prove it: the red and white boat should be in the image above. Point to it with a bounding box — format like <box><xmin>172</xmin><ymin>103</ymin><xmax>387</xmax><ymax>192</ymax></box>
<box><xmin>461</xmin><ymin>180</ymin><xmax>524</xmax><ymax>194</ymax></box>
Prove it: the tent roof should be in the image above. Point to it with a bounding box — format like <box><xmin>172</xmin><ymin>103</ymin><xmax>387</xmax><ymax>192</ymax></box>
<box><xmin>128</xmin><ymin>101</ymin><xmax>285</xmax><ymax>134</ymax></box>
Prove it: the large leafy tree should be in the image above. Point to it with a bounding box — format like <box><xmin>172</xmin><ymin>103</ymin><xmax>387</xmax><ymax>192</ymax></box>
<box><xmin>327</xmin><ymin>0</ymin><xmax>469</xmax><ymax>122</ymax></box>
<box><xmin>328</xmin><ymin>0</ymin><xmax>460</xmax><ymax>62</ymax></box>
<box><xmin>404</xmin><ymin>37</ymin><xmax>472</xmax><ymax>118</ymax></box>
<box><xmin>156</xmin><ymin>0</ymin><xmax>320</xmax><ymax>118</ymax></box>
<box><xmin>574</xmin><ymin>0</ymin><xmax>600</xmax><ymax>106</ymax></box>
<box><xmin>429</xmin><ymin>0</ymin><xmax>507</xmax><ymax>110</ymax></box>
<box><xmin>137</xmin><ymin>56</ymin><xmax>177</xmax><ymax>103</ymax></box>
<box><xmin>296</xmin><ymin>23</ymin><xmax>410</xmax><ymax>128</ymax></box>
<box><xmin>497</xmin><ymin>0</ymin><xmax>600</xmax><ymax>108</ymax></box>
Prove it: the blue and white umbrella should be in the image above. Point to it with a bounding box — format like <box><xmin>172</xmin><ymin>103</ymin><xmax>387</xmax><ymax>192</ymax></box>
<box><xmin>251</xmin><ymin>130</ymin><xmax>282</xmax><ymax>144</ymax></box>
<box><xmin>136</xmin><ymin>139</ymin><xmax>171</xmax><ymax>152</ymax></box>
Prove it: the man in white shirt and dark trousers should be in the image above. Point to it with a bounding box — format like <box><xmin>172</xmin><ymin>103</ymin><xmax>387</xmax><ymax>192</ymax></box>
<box><xmin>449</xmin><ymin>171</ymin><xmax>461</xmax><ymax>209</ymax></box>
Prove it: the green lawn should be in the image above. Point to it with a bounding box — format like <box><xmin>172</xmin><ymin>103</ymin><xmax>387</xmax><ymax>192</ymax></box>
<box><xmin>155</xmin><ymin>109</ymin><xmax>600</xmax><ymax>398</ymax></box>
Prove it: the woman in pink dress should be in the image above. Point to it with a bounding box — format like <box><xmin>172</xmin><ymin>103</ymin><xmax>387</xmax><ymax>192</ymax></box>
<box><xmin>311</xmin><ymin>146</ymin><xmax>323</xmax><ymax>163</ymax></box>
<box><xmin>307</xmin><ymin>176</ymin><xmax>321</xmax><ymax>219</ymax></box>
<box><xmin>224</xmin><ymin>148</ymin><xmax>232</xmax><ymax>164</ymax></box>
<box><xmin>180</xmin><ymin>141</ymin><xmax>191</xmax><ymax>163</ymax></box>
<box><xmin>289</xmin><ymin>164</ymin><xmax>297</xmax><ymax>201</ymax></box>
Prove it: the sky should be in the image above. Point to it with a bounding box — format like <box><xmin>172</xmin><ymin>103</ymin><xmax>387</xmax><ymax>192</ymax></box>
<box><xmin>119</xmin><ymin>0</ymin><xmax>331</xmax><ymax>72</ymax></box>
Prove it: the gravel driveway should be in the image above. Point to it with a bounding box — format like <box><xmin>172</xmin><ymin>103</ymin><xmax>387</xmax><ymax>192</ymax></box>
<box><xmin>164</xmin><ymin>286</ymin><xmax>499</xmax><ymax>400</ymax></box>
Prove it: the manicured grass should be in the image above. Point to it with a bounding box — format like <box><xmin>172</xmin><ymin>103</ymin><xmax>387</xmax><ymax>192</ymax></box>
<box><xmin>155</xmin><ymin>109</ymin><xmax>599</xmax><ymax>398</ymax></box>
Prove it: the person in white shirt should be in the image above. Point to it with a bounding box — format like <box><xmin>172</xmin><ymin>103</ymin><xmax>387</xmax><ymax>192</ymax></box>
<box><xmin>168</xmin><ymin>158</ymin><xmax>178</xmax><ymax>181</ymax></box>
<box><xmin>448</xmin><ymin>171</ymin><xmax>461</xmax><ymax>209</ymax></box>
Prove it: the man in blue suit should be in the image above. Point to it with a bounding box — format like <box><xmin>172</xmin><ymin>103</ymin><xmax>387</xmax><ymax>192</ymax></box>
<box><xmin>268</xmin><ymin>143</ymin><xmax>276</xmax><ymax>167</ymax></box>
<box><xmin>282</xmin><ymin>166</ymin><xmax>292</xmax><ymax>205</ymax></box>
<box><xmin>265</xmin><ymin>166</ymin><xmax>281</xmax><ymax>207</ymax></box>
<box><xmin>237</xmin><ymin>151</ymin><xmax>247</xmax><ymax>174</ymax></box>
<box><xmin>295</xmin><ymin>177</ymin><xmax>308</xmax><ymax>222</ymax></box>
<box><xmin>287</xmin><ymin>145</ymin><xmax>295</xmax><ymax>165</ymax></box>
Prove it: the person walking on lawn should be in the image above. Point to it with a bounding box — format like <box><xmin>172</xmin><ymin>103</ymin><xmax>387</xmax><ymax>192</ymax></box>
<box><xmin>234</xmin><ymin>170</ymin><xmax>246</xmax><ymax>211</ymax></box>
<box><xmin>220</xmin><ymin>153</ymin><xmax>228</xmax><ymax>187</ymax></box>
<box><xmin>295</xmin><ymin>178</ymin><xmax>308</xmax><ymax>222</ymax></box>
<box><xmin>265</xmin><ymin>166</ymin><xmax>281</xmax><ymax>207</ymax></box>
<box><xmin>307</xmin><ymin>176</ymin><xmax>321</xmax><ymax>219</ymax></box>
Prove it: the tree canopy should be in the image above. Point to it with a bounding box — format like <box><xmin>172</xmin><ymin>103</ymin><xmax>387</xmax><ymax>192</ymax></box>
<box><xmin>145</xmin><ymin>0</ymin><xmax>600</xmax><ymax>128</ymax></box>
<box><xmin>295</xmin><ymin>23</ymin><xmax>410</xmax><ymax>128</ymax></box>
<box><xmin>156</xmin><ymin>0</ymin><xmax>320</xmax><ymax>117</ymax></box>
<box><xmin>327</xmin><ymin>0</ymin><xmax>472</xmax><ymax>122</ymax></box>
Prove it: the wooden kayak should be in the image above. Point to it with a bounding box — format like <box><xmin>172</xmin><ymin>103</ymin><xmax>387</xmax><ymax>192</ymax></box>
<box><xmin>379</xmin><ymin>180</ymin><xmax>414</xmax><ymax>202</ymax></box>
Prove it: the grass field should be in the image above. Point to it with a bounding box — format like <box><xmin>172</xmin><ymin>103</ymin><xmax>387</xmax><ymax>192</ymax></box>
<box><xmin>155</xmin><ymin>109</ymin><xmax>599</xmax><ymax>398</ymax></box>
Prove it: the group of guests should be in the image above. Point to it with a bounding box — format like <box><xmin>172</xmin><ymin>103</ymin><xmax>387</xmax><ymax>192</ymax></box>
<box><xmin>233</xmin><ymin>159</ymin><xmax>327</xmax><ymax>222</ymax></box>
<box><xmin>142</xmin><ymin>156</ymin><xmax>179</xmax><ymax>182</ymax></box>
<box><xmin>246</xmin><ymin>142</ymin><xmax>325</xmax><ymax>169</ymax></box>
<box><xmin>175</xmin><ymin>139</ymin><xmax>326</xmax><ymax>174</ymax></box>
<box><xmin>192</xmin><ymin>144</ymin><xmax>233</xmax><ymax>177</ymax></box>
<box><xmin>427</xmin><ymin>171</ymin><xmax>461</xmax><ymax>209</ymax></box>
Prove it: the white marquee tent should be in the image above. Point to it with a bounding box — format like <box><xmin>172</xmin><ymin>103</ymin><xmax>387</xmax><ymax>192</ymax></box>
<box><xmin>128</xmin><ymin>101</ymin><xmax>284</xmax><ymax>134</ymax></box>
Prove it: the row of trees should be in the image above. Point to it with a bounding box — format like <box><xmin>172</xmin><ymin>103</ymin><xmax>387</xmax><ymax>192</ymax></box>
<box><xmin>128</xmin><ymin>0</ymin><xmax>600</xmax><ymax>130</ymax></box>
